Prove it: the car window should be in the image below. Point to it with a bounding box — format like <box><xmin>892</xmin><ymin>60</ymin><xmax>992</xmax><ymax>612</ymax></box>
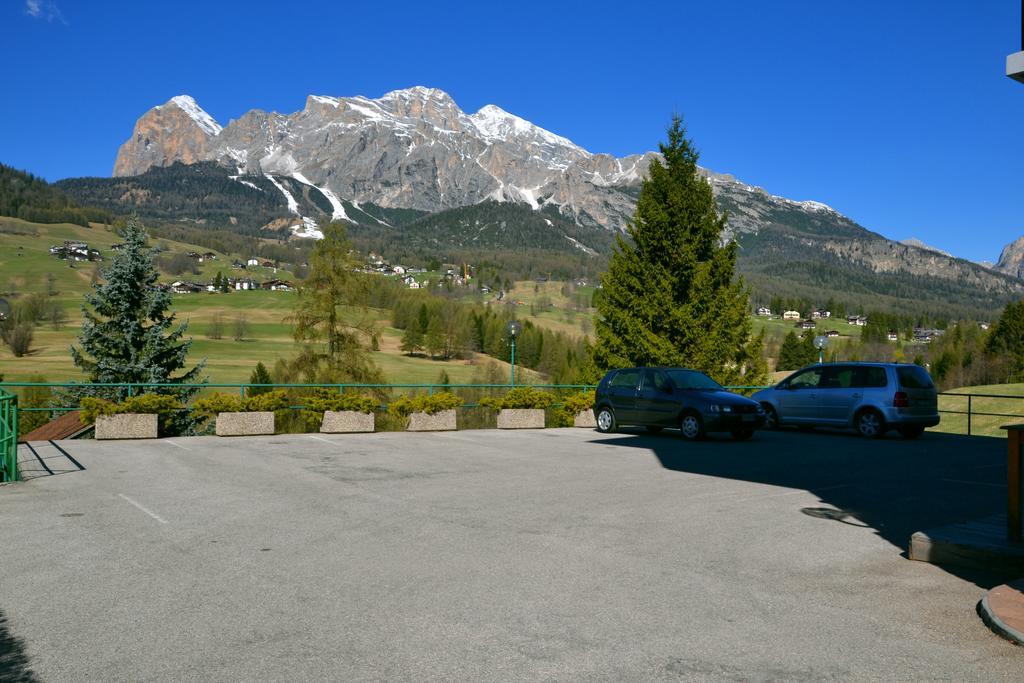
<box><xmin>897</xmin><ymin>365</ymin><xmax>934</xmax><ymax>389</ymax></box>
<box><xmin>644</xmin><ymin>369</ymin><xmax>671</xmax><ymax>392</ymax></box>
<box><xmin>854</xmin><ymin>366</ymin><xmax>889</xmax><ymax>388</ymax></box>
<box><xmin>610</xmin><ymin>369</ymin><xmax>640</xmax><ymax>389</ymax></box>
<box><xmin>665</xmin><ymin>369</ymin><xmax>722</xmax><ymax>390</ymax></box>
<box><xmin>788</xmin><ymin>368</ymin><xmax>823</xmax><ymax>389</ymax></box>
<box><xmin>820</xmin><ymin>366</ymin><xmax>855</xmax><ymax>389</ymax></box>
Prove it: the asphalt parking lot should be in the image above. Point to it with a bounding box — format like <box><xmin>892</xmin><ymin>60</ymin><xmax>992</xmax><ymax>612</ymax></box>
<box><xmin>1</xmin><ymin>427</ymin><xmax>1022</xmax><ymax>680</ymax></box>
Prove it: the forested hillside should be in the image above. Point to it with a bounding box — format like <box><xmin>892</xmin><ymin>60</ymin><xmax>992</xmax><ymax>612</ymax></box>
<box><xmin>56</xmin><ymin>162</ymin><xmax>291</xmax><ymax>232</ymax></box>
<box><xmin>0</xmin><ymin>164</ymin><xmax>111</xmax><ymax>226</ymax></box>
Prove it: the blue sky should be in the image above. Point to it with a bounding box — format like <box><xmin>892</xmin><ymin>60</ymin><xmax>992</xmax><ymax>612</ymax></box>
<box><xmin>2</xmin><ymin>0</ymin><xmax>1022</xmax><ymax>261</ymax></box>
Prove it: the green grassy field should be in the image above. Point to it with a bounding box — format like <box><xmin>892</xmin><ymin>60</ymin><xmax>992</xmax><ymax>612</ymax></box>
<box><xmin>0</xmin><ymin>218</ymin><xmax>536</xmax><ymax>386</ymax></box>
<box><xmin>932</xmin><ymin>383</ymin><xmax>1024</xmax><ymax>438</ymax></box>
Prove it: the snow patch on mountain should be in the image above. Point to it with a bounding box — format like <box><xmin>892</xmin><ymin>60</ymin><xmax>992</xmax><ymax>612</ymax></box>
<box><xmin>229</xmin><ymin>175</ymin><xmax>263</xmax><ymax>192</ymax></box>
<box><xmin>291</xmin><ymin>171</ymin><xmax>348</xmax><ymax>221</ymax></box>
<box><xmin>564</xmin><ymin>235</ymin><xmax>598</xmax><ymax>256</ymax></box>
<box><xmin>901</xmin><ymin>238</ymin><xmax>952</xmax><ymax>257</ymax></box>
<box><xmin>265</xmin><ymin>175</ymin><xmax>300</xmax><ymax>215</ymax></box>
<box><xmin>164</xmin><ymin>95</ymin><xmax>222</xmax><ymax>136</ymax></box>
<box><xmin>293</xmin><ymin>216</ymin><xmax>324</xmax><ymax>240</ymax></box>
<box><xmin>470</xmin><ymin>104</ymin><xmax>587</xmax><ymax>156</ymax></box>
<box><xmin>794</xmin><ymin>200</ymin><xmax>835</xmax><ymax>213</ymax></box>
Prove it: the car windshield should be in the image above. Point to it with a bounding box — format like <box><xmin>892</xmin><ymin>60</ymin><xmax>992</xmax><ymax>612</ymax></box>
<box><xmin>665</xmin><ymin>369</ymin><xmax>722</xmax><ymax>390</ymax></box>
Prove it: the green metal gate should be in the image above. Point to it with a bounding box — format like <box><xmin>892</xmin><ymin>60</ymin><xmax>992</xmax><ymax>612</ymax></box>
<box><xmin>0</xmin><ymin>388</ymin><xmax>17</xmax><ymax>482</ymax></box>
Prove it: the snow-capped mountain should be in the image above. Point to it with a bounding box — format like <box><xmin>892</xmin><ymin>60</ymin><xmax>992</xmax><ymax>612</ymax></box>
<box><xmin>113</xmin><ymin>87</ymin><xmax>671</xmax><ymax>233</ymax></box>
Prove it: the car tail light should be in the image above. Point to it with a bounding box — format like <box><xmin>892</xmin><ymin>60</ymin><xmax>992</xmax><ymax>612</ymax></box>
<box><xmin>893</xmin><ymin>391</ymin><xmax>909</xmax><ymax>408</ymax></box>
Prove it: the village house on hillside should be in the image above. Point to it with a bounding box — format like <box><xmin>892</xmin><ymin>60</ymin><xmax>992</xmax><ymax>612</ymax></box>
<box><xmin>756</xmin><ymin>306</ymin><xmax>771</xmax><ymax>316</ymax></box>
<box><xmin>812</xmin><ymin>309</ymin><xmax>831</xmax><ymax>319</ymax></box>
<box><xmin>913</xmin><ymin>328</ymin><xmax>944</xmax><ymax>343</ymax></box>
<box><xmin>796</xmin><ymin>319</ymin><xmax>817</xmax><ymax>330</ymax></box>
<box><xmin>169</xmin><ymin>281</ymin><xmax>203</xmax><ymax>294</ymax></box>
<box><xmin>49</xmin><ymin>241</ymin><xmax>100</xmax><ymax>262</ymax></box>
<box><xmin>847</xmin><ymin>315</ymin><xmax>868</xmax><ymax>326</ymax></box>
<box><xmin>261</xmin><ymin>279</ymin><xmax>294</xmax><ymax>292</ymax></box>
<box><xmin>782</xmin><ymin>310</ymin><xmax>801</xmax><ymax>321</ymax></box>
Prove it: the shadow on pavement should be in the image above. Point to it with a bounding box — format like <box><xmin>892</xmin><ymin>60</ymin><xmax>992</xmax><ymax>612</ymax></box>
<box><xmin>595</xmin><ymin>427</ymin><xmax>1012</xmax><ymax>588</ymax></box>
<box><xmin>0</xmin><ymin>609</ymin><xmax>38</xmax><ymax>682</ymax></box>
<box><xmin>16</xmin><ymin>441</ymin><xmax>86</xmax><ymax>481</ymax></box>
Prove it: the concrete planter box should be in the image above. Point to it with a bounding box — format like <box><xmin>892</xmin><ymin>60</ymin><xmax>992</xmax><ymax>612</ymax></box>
<box><xmin>573</xmin><ymin>410</ymin><xmax>597</xmax><ymax>428</ymax></box>
<box><xmin>321</xmin><ymin>410</ymin><xmax>375</xmax><ymax>433</ymax></box>
<box><xmin>95</xmin><ymin>413</ymin><xmax>158</xmax><ymax>440</ymax></box>
<box><xmin>216</xmin><ymin>411</ymin><xmax>274</xmax><ymax>437</ymax></box>
<box><xmin>406</xmin><ymin>409</ymin><xmax>457</xmax><ymax>432</ymax></box>
<box><xmin>497</xmin><ymin>408</ymin><xmax>546</xmax><ymax>429</ymax></box>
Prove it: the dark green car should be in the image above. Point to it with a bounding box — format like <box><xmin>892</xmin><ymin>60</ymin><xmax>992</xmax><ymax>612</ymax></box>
<box><xmin>593</xmin><ymin>367</ymin><xmax>766</xmax><ymax>440</ymax></box>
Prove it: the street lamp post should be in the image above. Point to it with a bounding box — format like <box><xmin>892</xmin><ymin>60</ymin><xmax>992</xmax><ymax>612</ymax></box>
<box><xmin>814</xmin><ymin>335</ymin><xmax>828</xmax><ymax>364</ymax></box>
<box><xmin>507</xmin><ymin>320</ymin><xmax>522</xmax><ymax>386</ymax></box>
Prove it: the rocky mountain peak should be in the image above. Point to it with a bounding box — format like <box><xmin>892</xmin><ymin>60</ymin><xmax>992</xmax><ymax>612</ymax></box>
<box><xmin>996</xmin><ymin>235</ymin><xmax>1024</xmax><ymax>278</ymax></box>
<box><xmin>113</xmin><ymin>95</ymin><xmax>220</xmax><ymax>177</ymax></box>
<box><xmin>162</xmin><ymin>95</ymin><xmax>222</xmax><ymax>136</ymax></box>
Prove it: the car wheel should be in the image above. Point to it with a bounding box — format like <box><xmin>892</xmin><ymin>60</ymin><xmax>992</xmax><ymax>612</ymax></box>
<box><xmin>645</xmin><ymin>426</ymin><xmax>664</xmax><ymax>435</ymax></box>
<box><xmin>730</xmin><ymin>427</ymin><xmax>755</xmax><ymax>441</ymax></box>
<box><xmin>595</xmin><ymin>407</ymin><xmax>617</xmax><ymax>433</ymax></box>
<box><xmin>855</xmin><ymin>409</ymin><xmax>885</xmax><ymax>439</ymax></box>
<box><xmin>898</xmin><ymin>425</ymin><xmax>925</xmax><ymax>439</ymax></box>
<box><xmin>679</xmin><ymin>412</ymin><xmax>705</xmax><ymax>441</ymax></box>
<box><xmin>762</xmin><ymin>404</ymin><xmax>779</xmax><ymax>430</ymax></box>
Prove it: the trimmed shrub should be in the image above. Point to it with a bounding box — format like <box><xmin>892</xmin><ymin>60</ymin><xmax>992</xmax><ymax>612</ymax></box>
<box><xmin>479</xmin><ymin>386</ymin><xmax>556</xmax><ymax>411</ymax></box>
<box><xmin>553</xmin><ymin>391</ymin><xmax>596</xmax><ymax>427</ymax></box>
<box><xmin>191</xmin><ymin>393</ymin><xmax>242</xmax><ymax>421</ymax></box>
<box><xmin>388</xmin><ymin>392</ymin><xmax>462</xmax><ymax>418</ymax></box>
<box><xmin>301</xmin><ymin>391</ymin><xmax>381</xmax><ymax>432</ymax></box>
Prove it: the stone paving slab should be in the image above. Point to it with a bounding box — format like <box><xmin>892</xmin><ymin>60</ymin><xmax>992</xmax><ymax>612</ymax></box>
<box><xmin>981</xmin><ymin>579</ymin><xmax>1024</xmax><ymax>645</ymax></box>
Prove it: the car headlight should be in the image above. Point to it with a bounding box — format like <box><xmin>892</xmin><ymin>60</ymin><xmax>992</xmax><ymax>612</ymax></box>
<box><xmin>709</xmin><ymin>405</ymin><xmax>719</xmax><ymax>414</ymax></box>
<box><xmin>709</xmin><ymin>405</ymin><xmax>732</xmax><ymax>414</ymax></box>
<box><xmin>721</xmin><ymin>405</ymin><xmax>732</xmax><ymax>413</ymax></box>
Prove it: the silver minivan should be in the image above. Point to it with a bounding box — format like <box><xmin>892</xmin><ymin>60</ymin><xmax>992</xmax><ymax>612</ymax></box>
<box><xmin>751</xmin><ymin>363</ymin><xmax>940</xmax><ymax>439</ymax></box>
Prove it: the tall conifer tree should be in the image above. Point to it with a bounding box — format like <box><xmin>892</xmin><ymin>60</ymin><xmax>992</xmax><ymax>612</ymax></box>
<box><xmin>283</xmin><ymin>221</ymin><xmax>383</xmax><ymax>383</ymax></box>
<box><xmin>71</xmin><ymin>216</ymin><xmax>204</xmax><ymax>388</ymax></box>
<box><xmin>592</xmin><ymin>117</ymin><xmax>765</xmax><ymax>385</ymax></box>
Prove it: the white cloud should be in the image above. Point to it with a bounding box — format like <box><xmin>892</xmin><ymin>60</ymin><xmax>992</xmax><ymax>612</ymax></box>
<box><xmin>25</xmin><ymin>0</ymin><xmax>66</xmax><ymax>23</ymax></box>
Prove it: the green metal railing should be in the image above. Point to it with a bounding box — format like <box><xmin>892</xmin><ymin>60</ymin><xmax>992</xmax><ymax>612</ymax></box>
<box><xmin>0</xmin><ymin>388</ymin><xmax>17</xmax><ymax>482</ymax></box>
<box><xmin>6</xmin><ymin>381</ymin><xmax>1017</xmax><ymax>441</ymax></box>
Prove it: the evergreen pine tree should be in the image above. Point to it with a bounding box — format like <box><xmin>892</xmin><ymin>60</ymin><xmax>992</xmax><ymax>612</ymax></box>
<box><xmin>592</xmin><ymin>117</ymin><xmax>765</xmax><ymax>385</ymax></box>
<box><xmin>777</xmin><ymin>330</ymin><xmax>816</xmax><ymax>371</ymax></box>
<box><xmin>248</xmin><ymin>361</ymin><xmax>272</xmax><ymax>396</ymax></box>
<box><xmin>70</xmin><ymin>216</ymin><xmax>204</xmax><ymax>390</ymax></box>
<box><xmin>286</xmin><ymin>222</ymin><xmax>383</xmax><ymax>383</ymax></box>
<box><xmin>986</xmin><ymin>300</ymin><xmax>1024</xmax><ymax>380</ymax></box>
